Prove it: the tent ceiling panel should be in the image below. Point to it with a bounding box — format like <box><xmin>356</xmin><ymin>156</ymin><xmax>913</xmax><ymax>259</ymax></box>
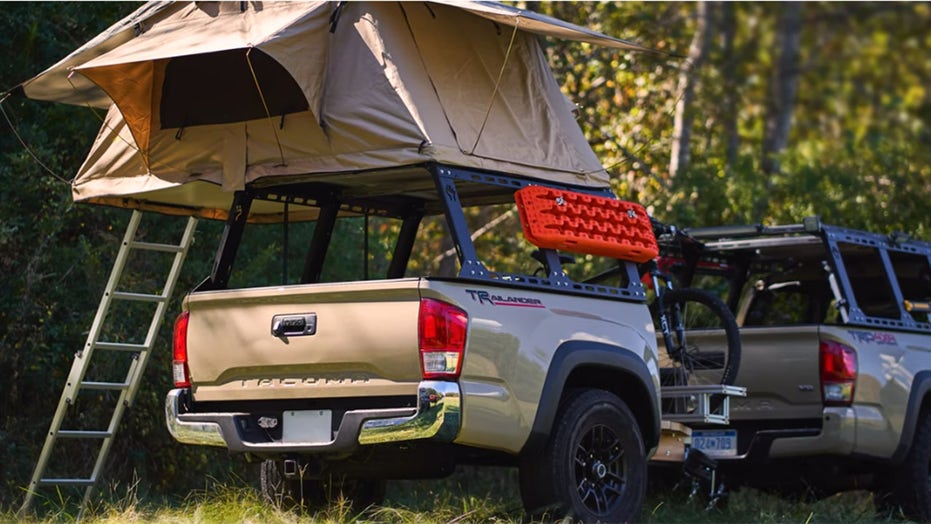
<box><xmin>434</xmin><ymin>0</ymin><xmax>661</xmax><ymax>53</ymax></box>
<box><xmin>403</xmin><ymin>2</ymin><xmax>602</xmax><ymax>175</ymax></box>
<box><xmin>16</xmin><ymin>2</ymin><xmax>183</xmax><ymax>108</ymax></box>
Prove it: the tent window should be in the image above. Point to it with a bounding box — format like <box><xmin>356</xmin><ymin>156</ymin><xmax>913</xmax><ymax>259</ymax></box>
<box><xmin>160</xmin><ymin>49</ymin><xmax>308</xmax><ymax>129</ymax></box>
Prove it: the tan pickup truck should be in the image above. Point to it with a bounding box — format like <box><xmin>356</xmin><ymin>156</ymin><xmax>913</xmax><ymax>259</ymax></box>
<box><xmin>165</xmin><ymin>164</ymin><xmax>662</xmax><ymax>522</ymax></box>
<box><xmin>660</xmin><ymin>217</ymin><xmax>931</xmax><ymax>520</ymax></box>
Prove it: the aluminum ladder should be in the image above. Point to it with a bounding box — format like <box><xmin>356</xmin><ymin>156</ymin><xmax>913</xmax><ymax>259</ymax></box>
<box><xmin>18</xmin><ymin>210</ymin><xmax>197</xmax><ymax>518</ymax></box>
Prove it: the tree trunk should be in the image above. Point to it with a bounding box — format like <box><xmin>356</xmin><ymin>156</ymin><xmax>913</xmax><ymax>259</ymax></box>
<box><xmin>670</xmin><ymin>2</ymin><xmax>714</xmax><ymax>178</ymax></box>
<box><xmin>721</xmin><ymin>2</ymin><xmax>739</xmax><ymax>175</ymax></box>
<box><xmin>755</xmin><ymin>2</ymin><xmax>802</xmax><ymax>220</ymax></box>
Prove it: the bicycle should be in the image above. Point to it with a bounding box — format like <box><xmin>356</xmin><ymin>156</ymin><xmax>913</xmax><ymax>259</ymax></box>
<box><xmin>641</xmin><ymin>219</ymin><xmax>743</xmax><ymax>508</ymax></box>
<box><xmin>644</xmin><ymin>219</ymin><xmax>741</xmax><ymax>389</ymax></box>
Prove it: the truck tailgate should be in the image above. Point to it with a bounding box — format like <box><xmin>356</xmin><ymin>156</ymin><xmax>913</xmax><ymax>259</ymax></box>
<box><xmin>730</xmin><ymin>325</ymin><xmax>824</xmax><ymax>421</ymax></box>
<box><xmin>183</xmin><ymin>279</ymin><xmax>423</xmax><ymax>402</ymax></box>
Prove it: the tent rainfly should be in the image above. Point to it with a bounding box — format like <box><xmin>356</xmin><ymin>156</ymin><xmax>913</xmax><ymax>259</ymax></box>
<box><xmin>17</xmin><ymin>1</ymin><xmax>658</xmax><ymax>222</ymax></box>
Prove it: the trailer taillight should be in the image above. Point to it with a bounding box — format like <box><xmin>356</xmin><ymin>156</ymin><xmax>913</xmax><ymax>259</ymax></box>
<box><xmin>419</xmin><ymin>298</ymin><xmax>468</xmax><ymax>380</ymax></box>
<box><xmin>172</xmin><ymin>311</ymin><xmax>191</xmax><ymax>388</ymax></box>
<box><xmin>820</xmin><ymin>339</ymin><xmax>857</xmax><ymax>406</ymax></box>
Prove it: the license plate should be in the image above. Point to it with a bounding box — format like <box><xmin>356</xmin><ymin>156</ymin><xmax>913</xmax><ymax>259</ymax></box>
<box><xmin>282</xmin><ymin>410</ymin><xmax>332</xmax><ymax>444</ymax></box>
<box><xmin>691</xmin><ymin>429</ymin><xmax>737</xmax><ymax>457</ymax></box>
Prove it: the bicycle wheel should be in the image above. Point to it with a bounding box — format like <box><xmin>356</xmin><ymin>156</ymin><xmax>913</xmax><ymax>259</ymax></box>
<box><xmin>656</xmin><ymin>287</ymin><xmax>741</xmax><ymax>386</ymax></box>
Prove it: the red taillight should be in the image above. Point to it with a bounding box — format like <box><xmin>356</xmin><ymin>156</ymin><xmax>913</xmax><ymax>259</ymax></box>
<box><xmin>172</xmin><ymin>311</ymin><xmax>191</xmax><ymax>388</ymax></box>
<box><xmin>820</xmin><ymin>339</ymin><xmax>857</xmax><ymax>406</ymax></box>
<box><xmin>419</xmin><ymin>298</ymin><xmax>468</xmax><ymax>380</ymax></box>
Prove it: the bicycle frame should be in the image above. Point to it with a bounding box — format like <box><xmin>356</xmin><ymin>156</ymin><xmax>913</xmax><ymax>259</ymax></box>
<box><xmin>645</xmin><ymin>258</ymin><xmax>688</xmax><ymax>368</ymax></box>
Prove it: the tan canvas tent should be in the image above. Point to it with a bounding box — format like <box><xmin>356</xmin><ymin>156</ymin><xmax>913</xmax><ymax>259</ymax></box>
<box><xmin>18</xmin><ymin>1</ymin><xmax>658</xmax><ymax>221</ymax></box>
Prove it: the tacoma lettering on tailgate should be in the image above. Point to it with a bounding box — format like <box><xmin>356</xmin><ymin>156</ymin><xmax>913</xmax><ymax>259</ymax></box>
<box><xmin>243</xmin><ymin>375</ymin><xmax>371</xmax><ymax>388</ymax></box>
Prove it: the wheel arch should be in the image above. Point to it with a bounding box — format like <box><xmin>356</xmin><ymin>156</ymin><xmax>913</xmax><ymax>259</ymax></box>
<box><xmin>519</xmin><ymin>340</ymin><xmax>660</xmax><ymax>457</ymax></box>
<box><xmin>891</xmin><ymin>370</ymin><xmax>931</xmax><ymax>463</ymax></box>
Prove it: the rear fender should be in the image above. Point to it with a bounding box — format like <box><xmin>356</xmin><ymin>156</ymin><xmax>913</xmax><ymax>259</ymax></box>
<box><xmin>890</xmin><ymin>370</ymin><xmax>931</xmax><ymax>463</ymax></box>
<box><xmin>520</xmin><ymin>341</ymin><xmax>660</xmax><ymax>457</ymax></box>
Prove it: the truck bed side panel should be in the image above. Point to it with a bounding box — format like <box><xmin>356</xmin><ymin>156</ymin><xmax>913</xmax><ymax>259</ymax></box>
<box><xmin>421</xmin><ymin>281</ymin><xmax>659</xmax><ymax>453</ymax></box>
<box><xmin>829</xmin><ymin>325</ymin><xmax>931</xmax><ymax>457</ymax></box>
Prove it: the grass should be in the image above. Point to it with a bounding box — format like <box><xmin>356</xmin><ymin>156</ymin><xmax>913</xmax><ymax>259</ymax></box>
<box><xmin>645</xmin><ymin>488</ymin><xmax>891</xmax><ymax>524</ymax></box>
<box><xmin>2</xmin><ymin>466</ymin><xmax>911</xmax><ymax>523</ymax></box>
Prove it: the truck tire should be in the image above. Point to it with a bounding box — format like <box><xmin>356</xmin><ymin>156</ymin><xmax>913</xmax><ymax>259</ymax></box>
<box><xmin>882</xmin><ymin>411</ymin><xmax>931</xmax><ymax>521</ymax></box>
<box><xmin>260</xmin><ymin>459</ymin><xmax>385</xmax><ymax>511</ymax></box>
<box><xmin>519</xmin><ymin>388</ymin><xmax>646</xmax><ymax>523</ymax></box>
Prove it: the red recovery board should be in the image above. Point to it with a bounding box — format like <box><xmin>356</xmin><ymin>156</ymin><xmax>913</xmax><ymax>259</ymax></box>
<box><xmin>515</xmin><ymin>186</ymin><xmax>658</xmax><ymax>263</ymax></box>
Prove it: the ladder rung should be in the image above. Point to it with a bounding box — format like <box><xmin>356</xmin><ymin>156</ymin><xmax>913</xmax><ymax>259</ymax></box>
<box><xmin>39</xmin><ymin>478</ymin><xmax>96</xmax><ymax>487</ymax></box>
<box><xmin>58</xmin><ymin>430</ymin><xmax>112</xmax><ymax>439</ymax></box>
<box><xmin>111</xmin><ymin>291</ymin><xmax>167</xmax><ymax>303</ymax></box>
<box><xmin>130</xmin><ymin>241</ymin><xmax>185</xmax><ymax>253</ymax></box>
<box><xmin>18</xmin><ymin>213</ymin><xmax>200</xmax><ymax>517</ymax></box>
<box><xmin>95</xmin><ymin>341</ymin><xmax>148</xmax><ymax>352</ymax></box>
<box><xmin>80</xmin><ymin>381</ymin><xmax>130</xmax><ymax>391</ymax></box>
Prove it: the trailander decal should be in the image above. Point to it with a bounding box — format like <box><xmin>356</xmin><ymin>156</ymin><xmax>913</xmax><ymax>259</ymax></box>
<box><xmin>466</xmin><ymin>289</ymin><xmax>546</xmax><ymax>308</ymax></box>
<box><xmin>847</xmin><ymin>330</ymin><xmax>898</xmax><ymax>346</ymax></box>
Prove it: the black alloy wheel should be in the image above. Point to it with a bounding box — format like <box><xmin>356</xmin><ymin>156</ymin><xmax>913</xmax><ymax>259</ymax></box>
<box><xmin>574</xmin><ymin>422</ymin><xmax>627</xmax><ymax>514</ymax></box>
<box><xmin>519</xmin><ymin>388</ymin><xmax>646</xmax><ymax>523</ymax></box>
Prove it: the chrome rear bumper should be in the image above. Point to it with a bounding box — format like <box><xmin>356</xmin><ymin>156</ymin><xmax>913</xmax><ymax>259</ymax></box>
<box><xmin>165</xmin><ymin>381</ymin><xmax>461</xmax><ymax>453</ymax></box>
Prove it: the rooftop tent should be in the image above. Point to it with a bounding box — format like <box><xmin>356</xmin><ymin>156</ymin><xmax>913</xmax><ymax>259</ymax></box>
<box><xmin>19</xmin><ymin>1</ymin><xmax>658</xmax><ymax>222</ymax></box>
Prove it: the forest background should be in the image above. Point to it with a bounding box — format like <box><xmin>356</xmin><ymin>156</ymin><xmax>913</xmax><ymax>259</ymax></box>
<box><xmin>1</xmin><ymin>0</ymin><xmax>930</xmax><ymax>513</ymax></box>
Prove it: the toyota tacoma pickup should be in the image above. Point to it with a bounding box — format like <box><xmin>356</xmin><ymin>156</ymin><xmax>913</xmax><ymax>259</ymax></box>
<box><xmin>165</xmin><ymin>164</ymin><xmax>662</xmax><ymax>522</ymax></box>
<box><xmin>659</xmin><ymin>217</ymin><xmax>931</xmax><ymax>520</ymax></box>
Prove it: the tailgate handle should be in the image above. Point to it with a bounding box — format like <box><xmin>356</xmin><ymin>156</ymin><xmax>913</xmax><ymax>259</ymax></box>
<box><xmin>271</xmin><ymin>313</ymin><xmax>317</xmax><ymax>337</ymax></box>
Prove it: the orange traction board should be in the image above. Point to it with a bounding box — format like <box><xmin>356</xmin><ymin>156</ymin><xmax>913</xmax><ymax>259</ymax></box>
<box><xmin>515</xmin><ymin>186</ymin><xmax>658</xmax><ymax>263</ymax></box>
